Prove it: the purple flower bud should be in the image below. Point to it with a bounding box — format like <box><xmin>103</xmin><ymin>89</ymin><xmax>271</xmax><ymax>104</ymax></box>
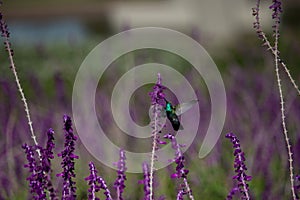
<box><xmin>226</xmin><ymin>133</ymin><xmax>251</xmax><ymax>200</ymax></box>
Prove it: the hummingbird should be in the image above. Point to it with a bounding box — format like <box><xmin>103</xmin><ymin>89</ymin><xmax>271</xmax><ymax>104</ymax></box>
<box><xmin>164</xmin><ymin>99</ymin><xmax>198</xmax><ymax>131</ymax></box>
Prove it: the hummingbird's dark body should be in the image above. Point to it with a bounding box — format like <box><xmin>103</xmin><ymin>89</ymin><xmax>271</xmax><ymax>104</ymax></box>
<box><xmin>164</xmin><ymin>99</ymin><xmax>198</xmax><ymax>131</ymax></box>
<box><xmin>165</xmin><ymin>101</ymin><xmax>181</xmax><ymax>131</ymax></box>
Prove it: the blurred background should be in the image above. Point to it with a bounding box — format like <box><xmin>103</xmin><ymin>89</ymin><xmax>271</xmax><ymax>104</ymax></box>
<box><xmin>1</xmin><ymin>0</ymin><xmax>300</xmax><ymax>199</ymax></box>
<box><xmin>1</xmin><ymin>0</ymin><xmax>274</xmax><ymax>48</ymax></box>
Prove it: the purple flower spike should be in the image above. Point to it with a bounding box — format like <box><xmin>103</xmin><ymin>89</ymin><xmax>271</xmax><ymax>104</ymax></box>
<box><xmin>42</xmin><ymin>129</ymin><xmax>55</xmax><ymax>174</ymax></box>
<box><xmin>85</xmin><ymin>162</ymin><xmax>100</xmax><ymax>200</ymax></box>
<box><xmin>57</xmin><ymin>115</ymin><xmax>79</xmax><ymax>200</ymax></box>
<box><xmin>147</xmin><ymin>73</ymin><xmax>167</xmax><ymax>200</ymax></box>
<box><xmin>23</xmin><ymin>144</ymin><xmax>46</xmax><ymax>200</ymax></box>
<box><xmin>149</xmin><ymin>73</ymin><xmax>166</xmax><ymax>106</ymax></box>
<box><xmin>141</xmin><ymin>162</ymin><xmax>151</xmax><ymax>200</ymax></box>
<box><xmin>269</xmin><ymin>0</ymin><xmax>282</xmax><ymax>20</ymax></box>
<box><xmin>269</xmin><ymin>0</ymin><xmax>282</xmax><ymax>37</ymax></box>
<box><xmin>164</xmin><ymin>134</ymin><xmax>189</xmax><ymax>179</ymax></box>
<box><xmin>0</xmin><ymin>13</ymin><xmax>9</xmax><ymax>37</ymax></box>
<box><xmin>85</xmin><ymin>162</ymin><xmax>112</xmax><ymax>200</ymax></box>
<box><xmin>0</xmin><ymin>12</ymin><xmax>13</xmax><ymax>56</ymax></box>
<box><xmin>98</xmin><ymin>176</ymin><xmax>112</xmax><ymax>200</ymax></box>
<box><xmin>41</xmin><ymin>128</ymin><xmax>57</xmax><ymax>199</ymax></box>
<box><xmin>163</xmin><ymin>134</ymin><xmax>194</xmax><ymax>200</ymax></box>
<box><xmin>23</xmin><ymin>128</ymin><xmax>58</xmax><ymax>200</ymax></box>
<box><xmin>114</xmin><ymin>149</ymin><xmax>127</xmax><ymax>200</ymax></box>
<box><xmin>226</xmin><ymin>133</ymin><xmax>251</xmax><ymax>200</ymax></box>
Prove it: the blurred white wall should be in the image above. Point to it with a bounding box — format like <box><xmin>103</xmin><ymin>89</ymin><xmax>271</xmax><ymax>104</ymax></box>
<box><xmin>109</xmin><ymin>0</ymin><xmax>272</xmax><ymax>48</ymax></box>
<box><xmin>3</xmin><ymin>0</ymin><xmax>273</xmax><ymax>49</ymax></box>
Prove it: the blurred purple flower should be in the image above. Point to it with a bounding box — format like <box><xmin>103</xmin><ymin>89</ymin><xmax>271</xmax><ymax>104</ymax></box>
<box><xmin>269</xmin><ymin>0</ymin><xmax>282</xmax><ymax>37</ymax></box>
<box><xmin>0</xmin><ymin>11</ymin><xmax>11</xmax><ymax>43</ymax></box>
<box><xmin>157</xmin><ymin>195</ymin><xmax>166</xmax><ymax>200</ymax></box>
<box><xmin>140</xmin><ymin>162</ymin><xmax>151</xmax><ymax>200</ymax></box>
<box><xmin>269</xmin><ymin>0</ymin><xmax>282</xmax><ymax>20</ymax></box>
<box><xmin>226</xmin><ymin>133</ymin><xmax>252</xmax><ymax>200</ymax></box>
<box><xmin>164</xmin><ymin>134</ymin><xmax>189</xmax><ymax>179</ymax></box>
<box><xmin>85</xmin><ymin>162</ymin><xmax>112</xmax><ymax>200</ymax></box>
<box><xmin>176</xmin><ymin>189</ymin><xmax>186</xmax><ymax>200</ymax></box>
<box><xmin>114</xmin><ymin>149</ymin><xmax>127</xmax><ymax>200</ymax></box>
<box><xmin>295</xmin><ymin>175</ymin><xmax>300</xmax><ymax>199</ymax></box>
<box><xmin>153</xmin><ymin>131</ymin><xmax>167</xmax><ymax>149</ymax></box>
<box><xmin>0</xmin><ymin>8</ymin><xmax>15</xmax><ymax>65</ymax></box>
<box><xmin>226</xmin><ymin>187</ymin><xmax>239</xmax><ymax>200</ymax></box>
<box><xmin>252</xmin><ymin>0</ymin><xmax>263</xmax><ymax>39</ymax></box>
<box><xmin>149</xmin><ymin>73</ymin><xmax>166</xmax><ymax>106</ymax></box>
<box><xmin>164</xmin><ymin>133</ymin><xmax>194</xmax><ymax>200</ymax></box>
<box><xmin>172</xmin><ymin>155</ymin><xmax>189</xmax><ymax>179</ymax></box>
<box><xmin>57</xmin><ymin>115</ymin><xmax>79</xmax><ymax>200</ymax></box>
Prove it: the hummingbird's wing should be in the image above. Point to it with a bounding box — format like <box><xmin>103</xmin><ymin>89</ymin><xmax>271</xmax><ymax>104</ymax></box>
<box><xmin>175</xmin><ymin>100</ymin><xmax>198</xmax><ymax>116</ymax></box>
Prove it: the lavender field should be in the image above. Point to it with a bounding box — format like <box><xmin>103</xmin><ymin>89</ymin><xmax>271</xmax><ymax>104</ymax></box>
<box><xmin>0</xmin><ymin>0</ymin><xmax>300</xmax><ymax>199</ymax></box>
